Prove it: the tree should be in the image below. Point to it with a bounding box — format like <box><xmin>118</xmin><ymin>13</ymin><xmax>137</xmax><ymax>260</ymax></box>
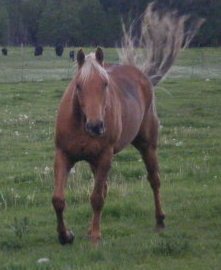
<box><xmin>5</xmin><ymin>0</ymin><xmax>25</xmax><ymax>45</ymax></box>
<box><xmin>0</xmin><ymin>5</ymin><xmax>9</xmax><ymax>45</ymax></box>
<box><xmin>77</xmin><ymin>0</ymin><xmax>108</xmax><ymax>46</ymax></box>
<box><xmin>21</xmin><ymin>0</ymin><xmax>45</xmax><ymax>45</ymax></box>
<box><xmin>38</xmin><ymin>0</ymin><xmax>81</xmax><ymax>46</ymax></box>
<box><xmin>0</xmin><ymin>0</ymin><xmax>219</xmax><ymax>47</ymax></box>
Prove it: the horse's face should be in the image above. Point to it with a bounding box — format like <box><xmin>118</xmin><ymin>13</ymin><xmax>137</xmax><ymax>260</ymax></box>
<box><xmin>76</xmin><ymin>48</ymin><xmax>109</xmax><ymax>137</ymax></box>
<box><xmin>76</xmin><ymin>73</ymin><xmax>108</xmax><ymax>137</ymax></box>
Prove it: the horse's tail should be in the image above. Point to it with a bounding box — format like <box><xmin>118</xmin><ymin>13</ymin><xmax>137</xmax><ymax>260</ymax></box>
<box><xmin>118</xmin><ymin>3</ymin><xmax>204</xmax><ymax>86</ymax></box>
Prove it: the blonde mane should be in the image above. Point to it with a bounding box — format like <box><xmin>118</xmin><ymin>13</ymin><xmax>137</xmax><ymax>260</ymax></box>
<box><xmin>78</xmin><ymin>53</ymin><xmax>109</xmax><ymax>83</ymax></box>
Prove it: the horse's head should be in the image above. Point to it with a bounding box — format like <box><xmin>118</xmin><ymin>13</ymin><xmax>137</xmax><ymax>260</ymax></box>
<box><xmin>75</xmin><ymin>48</ymin><xmax>109</xmax><ymax>137</ymax></box>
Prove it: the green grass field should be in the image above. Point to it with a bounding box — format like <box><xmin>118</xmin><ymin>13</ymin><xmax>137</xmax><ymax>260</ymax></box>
<box><xmin>0</xmin><ymin>47</ymin><xmax>220</xmax><ymax>270</ymax></box>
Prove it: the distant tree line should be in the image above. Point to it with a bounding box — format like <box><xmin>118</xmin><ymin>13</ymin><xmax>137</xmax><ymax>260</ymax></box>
<box><xmin>0</xmin><ymin>0</ymin><xmax>220</xmax><ymax>47</ymax></box>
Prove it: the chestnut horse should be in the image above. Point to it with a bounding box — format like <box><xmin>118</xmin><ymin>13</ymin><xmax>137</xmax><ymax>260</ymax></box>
<box><xmin>52</xmin><ymin>5</ymin><xmax>203</xmax><ymax>244</ymax></box>
<box><xmin>52</xmin><ymin>47</ymin><xmax>164</xmax><ymax>244</ymax></box>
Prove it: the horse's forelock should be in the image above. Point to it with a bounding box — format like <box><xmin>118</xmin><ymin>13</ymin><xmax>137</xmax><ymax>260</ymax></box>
<box><xmin>78</xmin><ymin>53</ymin><xmax>109</xmax><ymax>84</ymax></box>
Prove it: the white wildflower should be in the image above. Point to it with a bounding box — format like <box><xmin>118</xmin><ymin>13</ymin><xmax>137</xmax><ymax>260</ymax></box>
<box><xmin>175</xmin><ymin>141</ymin><xmax>183</xmax><ymax>147</ymax></box>
<box><xmin>44</xmin><ymin>166</ymin><xmax>50</xmax><ymax>174</ymax></box>
<box><xmin>37</xmin><ymin>258</ymin><xmax>50</xmax><ymax>264</ymax></box>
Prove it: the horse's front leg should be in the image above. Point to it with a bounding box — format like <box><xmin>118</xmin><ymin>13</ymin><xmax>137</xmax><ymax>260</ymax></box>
<box><xmin>88</xmin><ymin>149</ymin><xmax>113</xmax><ymax>244</ymax></box>
<box><xmin>52</xmin><ymin>149</ymin><xmax>74</xmax><ymax>245</ymax></box>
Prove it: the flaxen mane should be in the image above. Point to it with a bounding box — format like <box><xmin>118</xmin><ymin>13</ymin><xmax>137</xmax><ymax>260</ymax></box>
<box><xmin>78</xmin><ymin>53</ymin><xmax>109</xmax><ymax>84</ymax></box>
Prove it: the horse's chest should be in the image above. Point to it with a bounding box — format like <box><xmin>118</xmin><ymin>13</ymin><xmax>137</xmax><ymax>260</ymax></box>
<box><xmin>67</xmin><ymin>136</ymin><xmax>103</xmax><ymax>160</ymax></box>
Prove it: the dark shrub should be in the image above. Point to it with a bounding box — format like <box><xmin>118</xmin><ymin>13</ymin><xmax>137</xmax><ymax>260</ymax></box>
<box><xmin>34</xmin><ymin>46</ymin><xmax>43</xmax><ymax>56</ymax></box>
<box><xmin>69</xmin><ymin>50</ymin><xmax>75</xmax><ymax>61</ymax></box>
<box><xmin>2</xmin><ymin>48</ymin><xmax>7</xmax><ymax>56</ymax></box>
<box><xmin>55</xmin><ymin>44</ymin><xmax>64</xmax><ymax>56</ymax></box>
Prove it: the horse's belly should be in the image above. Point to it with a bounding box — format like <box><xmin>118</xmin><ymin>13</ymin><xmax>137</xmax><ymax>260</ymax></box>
<box><xmin>114</xmin><ymin>108</ymin><xmax>143</xmax><ymax>153</ymax></box>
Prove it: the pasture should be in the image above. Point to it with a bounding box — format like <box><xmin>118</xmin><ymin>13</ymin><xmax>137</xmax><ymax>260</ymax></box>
<box><xmin>0</xmin><ymin>47</ymin><xmax>221</xmax><ymax>270</ymax></box>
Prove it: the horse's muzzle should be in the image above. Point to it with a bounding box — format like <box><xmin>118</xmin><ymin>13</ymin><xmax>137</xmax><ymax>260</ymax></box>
<box><xmin>85</xmin><ymin>121</ymin><xmax>105</xmax><ymax>137</ymax></box>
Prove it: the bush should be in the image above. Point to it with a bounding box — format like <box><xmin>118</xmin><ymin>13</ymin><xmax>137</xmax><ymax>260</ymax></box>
<box><xmin>34</xmin><ymin>46</ymin><xmax>43</xmax><ymax>56</ymax></box>
<box><xmin>69</xmin><ymin>50</ymin><xmax>75</xmax><ymax>61</ymax></box>
<box><xmin>55</xmin><ymin>44</ymin><xmax>64</xmax><ymax>56</ymax></box>
<box><xmin>2</xmin><ymin>47</ymin><xmax>7</xmax><ymax>55</ymax></box>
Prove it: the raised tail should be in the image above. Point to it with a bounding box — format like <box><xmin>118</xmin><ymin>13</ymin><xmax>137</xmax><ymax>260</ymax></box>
<box><xmin>118</xmin><ymin>3</ymin><xmax>204</xmax><ymax>86</ymax></box>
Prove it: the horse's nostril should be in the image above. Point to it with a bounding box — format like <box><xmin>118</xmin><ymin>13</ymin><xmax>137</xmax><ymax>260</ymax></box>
<box><xmin>98</xmin><ymin>121</ymin><xmax>104</xmax><ymax>130</ymax></box>
<box><xmin>85</xmin><ymin>121</ymin><xmax>105</xmax><ymax>136</ymax></box>
<box><xmin>85</xmin><ymin>122</ymin><xmax>92</xmax><ymax>131</ymax></box>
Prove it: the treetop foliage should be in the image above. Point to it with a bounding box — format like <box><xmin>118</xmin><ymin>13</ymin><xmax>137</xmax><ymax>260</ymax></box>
<box><xmin>0</xmin><ymin>0</ymin><xmax>220</xmax><ymax>47</ymax></box>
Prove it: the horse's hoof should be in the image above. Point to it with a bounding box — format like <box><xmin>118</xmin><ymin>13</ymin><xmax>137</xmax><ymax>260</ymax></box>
<box><xmin>59</xmin><ymin>230</ymin><xmax>75</xmax><ymax>245</ymax></box>
<box><xmin>90</xmin><ymin>236</ymin><xmax>101</xmax><ymax>247</ymax></box>
<box><xmin>155</xmin><ymin>214</ymin><xmax>165</xmax><ymax>233</ymax></box>
<box><xmin>155</xmin><ymin>223</ymin><xmax>165</xmax><ymax>233</ymax></box>
<box><xmin>88</xmin><ymin>232</ymin><xmax>101</xmax><ymax>246</ymax></box>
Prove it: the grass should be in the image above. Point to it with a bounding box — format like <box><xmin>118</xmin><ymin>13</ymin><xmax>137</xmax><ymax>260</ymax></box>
<box><xmin>0</xmin><ymin>47</ymin><xmax>221</xmax><ymax>269</ymax></box>
<box><xmin>0</xmin><ymin>47</ymin><xmax>119</xmax><ymax>83</ymax></box>
<box><xmin>0</xmin><ymin>47</ymin><xmax>220</xmax><ymax>83</ymax></box>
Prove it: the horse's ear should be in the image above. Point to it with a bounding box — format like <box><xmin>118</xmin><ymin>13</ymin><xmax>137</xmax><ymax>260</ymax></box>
<box><xmin>77</xmin><ymin>48</ymin><xmax>85</xmax><ymax>68</ymax></box>
<box><xmin>95</xmin><ymin>47</ymin><xmax>104</xmax><ymax>66</ymax></box>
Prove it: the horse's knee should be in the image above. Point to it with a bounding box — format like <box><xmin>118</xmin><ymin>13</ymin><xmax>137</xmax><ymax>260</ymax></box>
<box><xmin>52</xmin><ymin>196</ymin><xmax>65</xmax><ymax>212</ymax></box>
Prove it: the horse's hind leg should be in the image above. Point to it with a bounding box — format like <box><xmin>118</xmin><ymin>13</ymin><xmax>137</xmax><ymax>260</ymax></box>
<box><xmin>141</xmin><ymin>143</ymin><xmax>165</xmax><ymax>230</ymax></box>
<box><xmin>52</xmin><ymin>149</ymin><xmax>74</xmax><ymax>244</ymax></box>
<box><xmin>133</xmin><ymin>113</ymin><xmax>165</xmax><ymax>230</ymax></box>
<box><xmin>88</xmin><ymin>149</ymin><xmax>112</xmax><ymax>244</ymax></box>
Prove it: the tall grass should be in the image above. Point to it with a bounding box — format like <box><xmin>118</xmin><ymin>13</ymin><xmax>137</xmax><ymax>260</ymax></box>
<box><xmin>0</xmin><ymin>48</ymin><xmax>220</xmax><ymax>270</ymax></box>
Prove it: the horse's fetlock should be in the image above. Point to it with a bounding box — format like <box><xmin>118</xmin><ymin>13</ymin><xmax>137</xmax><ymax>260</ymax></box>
<box><xmin>52</xmin><ymin>196</ymin><xmax>65</xmax><ymax>211</ymax></box>
<box><xmin>156</xmin><ymin>213</ymin><xmax>165</xmax><ymax>226</ymax></box>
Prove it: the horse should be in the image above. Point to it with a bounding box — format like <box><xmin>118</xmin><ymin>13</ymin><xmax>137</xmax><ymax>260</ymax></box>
<box><xmin>52</xmin><ymin>47</ymin><xmax>164</xmax><ymax>244</ymax></box>
<box><xmin>52</xmin><ymin>4</ymin><xmax>203</xmax><ymax>245</ymax></box>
